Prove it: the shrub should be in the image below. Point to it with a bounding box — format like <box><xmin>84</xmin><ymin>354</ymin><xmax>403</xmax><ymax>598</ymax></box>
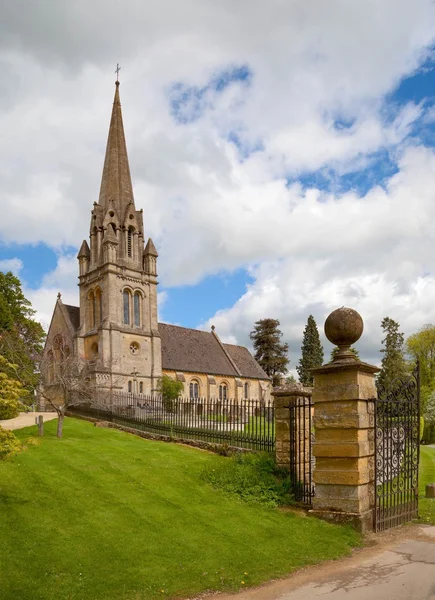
<box><xmin>0</xmin><ymin>397</ymin><xmax>20</xmax><ymax>420</ymax></box>
<box><xmin>201</xmin><ymin>452</ymin><xmax>293</xmax><ymax>507</ymax></box>
<box><xmin>0</xmin><ymin>359</ymin><xmax>23</xmax><ymax>420</ymax></box>
<box><xmin>0</xmin><ymin>427</ymin><xmax>22</xmax><ymax>460</ymax></box>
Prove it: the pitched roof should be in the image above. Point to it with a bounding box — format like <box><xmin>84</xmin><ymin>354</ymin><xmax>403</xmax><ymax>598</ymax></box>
<box><xmin>64</xmin><ymin>305</ymin><xmax>80</xmax><ymax>331</ymax></box>
<box><xmin>158</xmin><ymin>323</ymin><xmax>269</xmax><ymax>380</ymax></box>
<box><xmin>98</xmin><ymin>82</ymin><xmax>135</xmax><ymax>214</ymax></box>
<box><xmin>223</xmin><ymin>344</ymin><xmax>269</xmax><ymax>379</ymax></box>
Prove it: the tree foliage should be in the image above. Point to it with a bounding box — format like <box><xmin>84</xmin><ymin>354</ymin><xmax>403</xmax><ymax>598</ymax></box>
<box><xmin>157</xmin><ymin>375</ymin><xmax>184</xmax><ymax>412</ymax></box>
<box><xmin>158</xmin><ymin>375</ymin><xmax>184</xmax><ymax>400</ymax></box>
<box><xmin>249</xmin><ymin>319</ymin><xmax>289</xmax><ymax>387</ymax></box>
<box><xmin>406</xmin><ymin>324</ymin><xmax>435</xmax><ymax>412</ymax></box>
<box><xmin>296</xmin><ymin>315</ymin><xmax>324</xmax><ymax>386</ymax></box>
<box><xmin>377</xmin><ymin>317</ymin><xmax>407</xmax><ymax>391</ymax></box>
<box><xmin>0</xmin><ymin>355</ymin><xmax>23</xmax><ymax>419</ymax></box>
<box><xmin>0</xmin><ymin>271</ymin><xmax>45</xmax><ymax>401</ymax></box>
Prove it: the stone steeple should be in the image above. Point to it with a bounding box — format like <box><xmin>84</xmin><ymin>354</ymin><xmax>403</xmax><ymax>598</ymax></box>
<box><xmin>98</xmin><ymin>81</ymin><xmax>135</xmax><ymax>213</ymax></box>
<box><xmin>76</xmin><ymin>80</ymin><xmax>162</xmax><ymax>396</ymax></box>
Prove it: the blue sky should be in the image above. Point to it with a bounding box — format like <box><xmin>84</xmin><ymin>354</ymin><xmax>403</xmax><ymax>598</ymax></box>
<box><xmin>1</xmin><ymin>1</ymin><xmax>435</xmax><ymax>368</ymax></box>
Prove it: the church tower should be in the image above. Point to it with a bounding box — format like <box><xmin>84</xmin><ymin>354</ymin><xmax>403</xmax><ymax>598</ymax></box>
<box><xmin>76</xmin><ymin>81</ymin><xmax>161</xmax><ymax>395</ymax></box>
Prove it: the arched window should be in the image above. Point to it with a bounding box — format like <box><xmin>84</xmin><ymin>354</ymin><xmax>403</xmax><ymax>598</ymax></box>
<box><xmin>134</xmin><ymin>292</ymin><xmax>141</xmax><ymax>326</ymax></box>
<box><xmin>244</xmin><ymin>382</ymin><xmax>249</xmax><ymax>399</ymax></box>
<box><xmin>123</xmin><ymin>290</ymin><xmax>130</xmax><ymax>325</ymax></box>
<box><xmin>99</xmin><ymin>291</ymin><xmax>103</xmax><ymax>323</ymax></box>
<box><xmin>91</xmin><ymin>342</ymin><xmax>98</xmax><ymax>358</ymax></box>
<box><xmin>128</xmin><ymin>381</ymin><xmax>132</xmax><ymax>393</ymax></box>
<box><xmin>190</xmin><ymin>380</ymin><xmax>199</xmax><ymax>399</ymax></box>
<box><xmin>89</xmin><ymin>291</ymin><xmax>96</xmax><ymax>328</ymax></box>
<box><xmin>127</xmin><ymin>227</ymin><xmax>134</xmax><ymax>258</ymax></box>
<box><xmin>47</xmin><ymin>350</ymin><xmax>54</xmax><ymax>382</ymax></box>
<box><xmin>219</xmin><ymin>383</ymin><xmax>228</xmax><ymax>401</ymax></box>
<box><xmin>139</xmin><ymin>382</ymin><xmax>143</xmax><ymax>394</ymax></box>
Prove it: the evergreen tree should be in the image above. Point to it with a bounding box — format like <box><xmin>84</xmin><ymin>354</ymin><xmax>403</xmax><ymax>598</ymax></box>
<box><xmin>0</xmin><ymin>271</ymin><xmax>45</xmax><ymax>400</ymax></box>
<box><xmin>296</xmin><ymin>315</ymin><xmax>324</xmax><ymax>386</ymax></box>
<box><xmin>377</xmin><ymin>317</ymin><xmax>407</xmax><ymax>390</ymax></box>
<box><xmin>249</xmin><ymin>319</ymin><xmax>289</xmax><ymax>386</ymax></box>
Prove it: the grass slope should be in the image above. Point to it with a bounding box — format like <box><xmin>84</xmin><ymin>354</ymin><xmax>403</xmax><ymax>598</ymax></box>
<box><xmin>0</xmin><ymin>419</ymin><xmax>359</xmax><ymax>600</ymax></box>
<box><xmin>419</xmin><ymin>446</ymin><xmax>435</xmax><ymax>524</ymax></box>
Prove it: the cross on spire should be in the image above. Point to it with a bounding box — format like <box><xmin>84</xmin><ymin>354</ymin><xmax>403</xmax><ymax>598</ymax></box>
<box><xmin>115</xmin><ymin>63</ymin><xmax>121</xmax><ymax>83</ymax></box>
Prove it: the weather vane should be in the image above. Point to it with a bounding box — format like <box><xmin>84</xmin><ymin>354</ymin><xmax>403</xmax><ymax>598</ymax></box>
<box><xmin>115</xmin><ymin>63</ymin><xmax>121</xmax><ymax>82</ymax></box>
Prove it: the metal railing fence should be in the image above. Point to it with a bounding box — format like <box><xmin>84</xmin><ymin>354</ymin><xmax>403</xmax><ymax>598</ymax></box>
<box><xmin>69</xmin><ymin>392</ymin><xmax>275</xmax><ymax>452</ymax></box>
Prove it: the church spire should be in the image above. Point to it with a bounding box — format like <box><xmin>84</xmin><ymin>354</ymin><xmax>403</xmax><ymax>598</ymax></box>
<box><xmin>98</xmin><ymin>81</ymin><xmax>135</xmax><ymax>213</ymax></box>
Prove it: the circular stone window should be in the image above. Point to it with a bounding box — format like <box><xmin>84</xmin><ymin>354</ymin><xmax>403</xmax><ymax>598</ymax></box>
<box><xmin>130</xmin><ymin>342</ymin><xmax>140</xmax><ymax>355</ymax></box>
<box><xmin>129</xmin><ymin>214</ymin><xmax>134</xmax><ymax>220</ymax></box>
<box><xmin>109</xmin><ymin>211</ymin><xmax>114</xmax><ymax>217</ymax></box>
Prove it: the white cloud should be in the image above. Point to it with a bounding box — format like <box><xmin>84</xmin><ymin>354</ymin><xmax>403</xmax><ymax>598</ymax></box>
<box><xmin>0</xmin><ymin>258</ymin><xmax>23</xmax><ymax>276</ymax></box>
<box><xmin>2</xmin><ymin>1</ymin><xmax>435</xmax><ymax>367</ymax></box>
<box><xmin>26</xmin><ymin>254</ymin><xmax>79</xmax><ymax>330</ymax></box>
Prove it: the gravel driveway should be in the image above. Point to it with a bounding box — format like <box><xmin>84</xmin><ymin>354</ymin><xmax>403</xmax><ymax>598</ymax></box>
<box><xmin>0</xmin><ymin>412</ymin><xmax>58</xmax><ymax>430</ymax></box>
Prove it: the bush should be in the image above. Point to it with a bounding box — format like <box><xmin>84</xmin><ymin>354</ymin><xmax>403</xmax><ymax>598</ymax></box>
<box><xmin>201</xmin><ymin>452</ymin><xmax>294</xmax><ymax>507</ymax></box>
<box><xmin>0</xmin><ymin>397</ymin><xmax>20</xmax><ymax>420</ymax></box>
<box><xmin>0</xmin><ymin>427</ymin><xmax>22</xmax><ymax>460</ymax></box>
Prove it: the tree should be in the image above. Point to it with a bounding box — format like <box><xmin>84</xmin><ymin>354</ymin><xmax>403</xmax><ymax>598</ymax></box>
<box><xmin>249</xmin><ymin>319</ymin><xmax>289</xmax><ymax>386</ymax></box>
<box><xmin>0</xmin><ymin>355</ymin><xmax>23</xmax><ymax>419</ymax></box>
<box><xmin>377</xmin><ymin>317</ymin><xmax>407</xmax><ymax>391</ymax></box>
<box><xmin>0</xmin><ymin>271</ymin><xmax>45</xmax><ymax>401</ymax></box>
<box><xmin>296</xmin><ymin>315</ymin><xmax>324</xmax><ymax>386</ymax></box>
<box><xmin>39</xmin><ymin>342</ymin><xmax>100</xmax><ymax>437</ymax></box>
<box><xmin>406</xmin><ymin>324</ymin><xmax>435</xmax><ymax>412</ymax></box>
<box><xmin>330</xmin><ymin>346</ymin><xmax>360</xmax><ymax>361</ymax></box>
<box><xmin>157</xmin><ymin>375</ymin><xmax>184</xmax><ymax>412</ymax></box>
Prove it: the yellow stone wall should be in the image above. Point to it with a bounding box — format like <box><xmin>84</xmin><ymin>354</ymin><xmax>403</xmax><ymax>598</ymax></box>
<box><xmin>162</xmin><ymin>369</ymin><xmax>270</xmax><ymax>401</ymax></box>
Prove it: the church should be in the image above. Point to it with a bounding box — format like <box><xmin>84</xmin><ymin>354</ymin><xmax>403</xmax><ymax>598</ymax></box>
<box><xmin>42</xmin><ymin>81</ymin><xmax>271</xmax><ymax>403</ymax></box>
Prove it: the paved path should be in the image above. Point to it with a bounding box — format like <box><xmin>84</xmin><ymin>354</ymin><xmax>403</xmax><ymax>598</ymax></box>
<box><xmin>217</xmin><ymin>526</ymin><xmax>435</xmax><ymax>600</ymax></box>
<box><xmin>0</xmin><ymin>412</ymin><xmax>58</xmax><ymax>430</ymax></box>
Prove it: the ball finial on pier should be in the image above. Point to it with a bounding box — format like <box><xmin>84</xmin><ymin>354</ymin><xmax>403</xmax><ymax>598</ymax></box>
<box><xmin>324</xmin><ymin>307</ymin><xmax>363</xmax><ymax>362</ymax></box>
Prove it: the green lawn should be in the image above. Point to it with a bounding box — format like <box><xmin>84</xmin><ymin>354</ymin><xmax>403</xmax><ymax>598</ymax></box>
<box><xmin>419</xmin><ymin>445</ymin><xmax>435</xmax><ymax>524</ymax></box>
<box><xmin>0</xmin><ymin>418</ymin><xmax>359</xmax><ymax>600</ymax></box>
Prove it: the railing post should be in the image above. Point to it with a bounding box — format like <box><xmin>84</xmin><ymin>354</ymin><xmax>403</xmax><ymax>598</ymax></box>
<box><xmin>310</xmin><ymin>307</ymin><xmax>378</xmax><ymax>533</ymax></box>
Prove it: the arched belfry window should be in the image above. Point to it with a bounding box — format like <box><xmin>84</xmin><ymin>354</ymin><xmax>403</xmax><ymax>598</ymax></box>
<box><xmin>134</xmin><ymin>292</ymin><xmax>141</xmax><ymax>326</ymax></box>
<box><xmin>89</xmin><ymin>291</ymin><xmax>96</xmax><ymax>328</ymax></box>
<box><xmin>99</xmin><ymin>291</ymin><xmax>103</xmax><ymax>324</ymax></box>
<box><xmin>123</xmin><ymin>290</ymin><xmax>130</xmax><ymax>325</ymax></box>
<box><xmin>127</xmin><ymin>227</ymin><xmax>134</xmax><ymax>258</ymax></box>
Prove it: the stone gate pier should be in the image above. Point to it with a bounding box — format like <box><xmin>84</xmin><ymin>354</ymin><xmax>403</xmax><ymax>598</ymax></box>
<box><xmin>310</xmin><ymin>307</ymin><xmax>378</xmax><ymax>532</ymax></box>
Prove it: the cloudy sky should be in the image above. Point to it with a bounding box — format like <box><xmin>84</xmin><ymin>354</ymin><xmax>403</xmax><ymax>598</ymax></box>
<box><xmin>1</xmin><ymin>0</ymin><xmax>435</xmax><ymax>373</ymax></box>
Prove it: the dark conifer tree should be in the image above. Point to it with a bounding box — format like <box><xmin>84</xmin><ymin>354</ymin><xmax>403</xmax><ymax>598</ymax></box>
<box><xmin>377</xmin><ymin>317</ymin><xmax>407</xmax><ymax>390</ymax></box>
<box><xmin>296</xmin><ymin>315</ymin><xmax>324</xmax><ymax>386</ymax></box>
<box><xmin>249</xmin><ymin>318</ymin><xmax>289</xmax><ymax>386</ymax></box>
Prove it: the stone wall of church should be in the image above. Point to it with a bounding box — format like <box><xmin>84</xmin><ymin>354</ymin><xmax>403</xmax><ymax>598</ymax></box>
<box><xmin>162</xmin><ymin>369</ymin><xmax>271</xmax><ymax>402</ymax></box>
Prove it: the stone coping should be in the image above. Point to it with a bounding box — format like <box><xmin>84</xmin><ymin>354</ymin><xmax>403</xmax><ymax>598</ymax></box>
<box><xmin>311</xmin><ymin>360</ymin><xmax>379</xmax><ymax>375</ymax></box>
<box><xmin>272</xmin><ymin>383</ymin><xmax>313</xmax><ymax>398</ymax></box>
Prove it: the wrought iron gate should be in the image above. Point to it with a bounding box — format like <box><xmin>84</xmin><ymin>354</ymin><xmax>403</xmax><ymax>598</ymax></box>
<box><xmin>374</xmin><ymin>364</ymin><xmax>420</xmax><ymax>532</ymax></box>
<box><xmin>289</xmin><ymin>396</ymin><xmax>315</xmax><ymax>504</ymax></box>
